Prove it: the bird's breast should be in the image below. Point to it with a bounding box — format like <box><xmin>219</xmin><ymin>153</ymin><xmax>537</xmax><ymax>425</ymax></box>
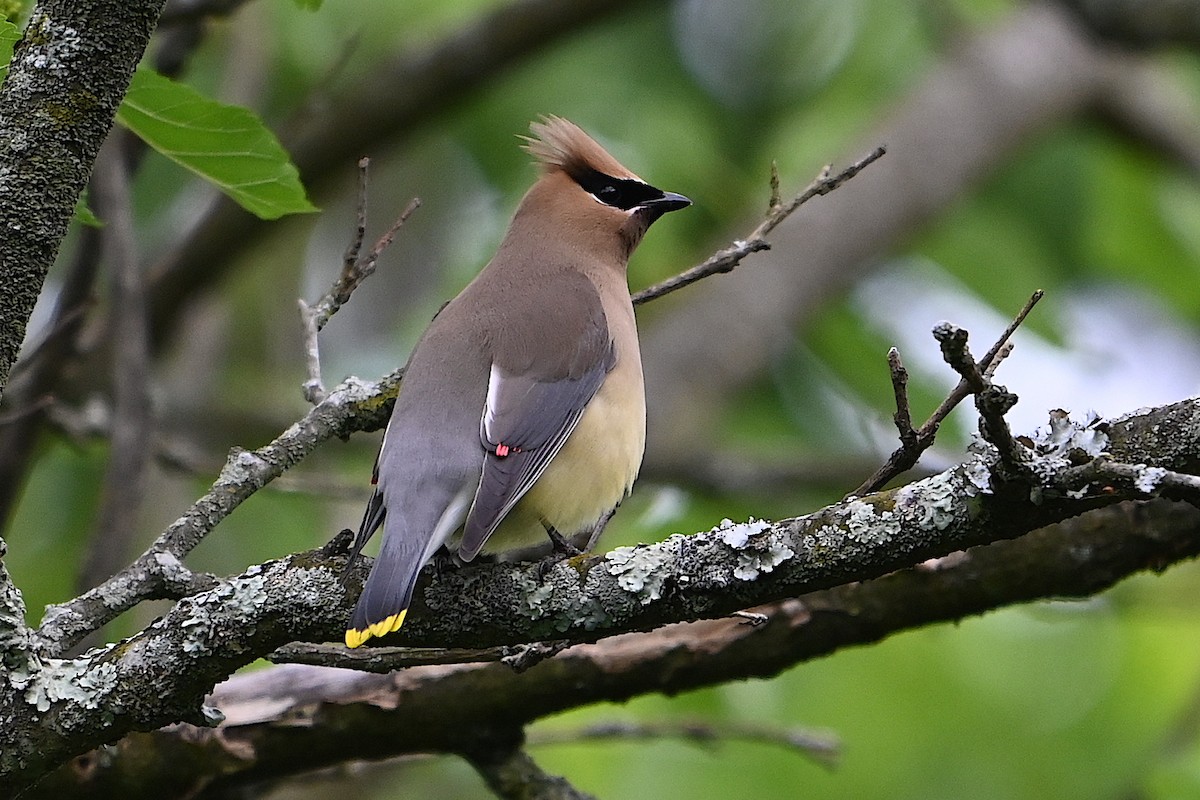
<box><xmin>514</xmin><ymin>286</ymin><xmax>645</xmax><ymax>537</ymax></box>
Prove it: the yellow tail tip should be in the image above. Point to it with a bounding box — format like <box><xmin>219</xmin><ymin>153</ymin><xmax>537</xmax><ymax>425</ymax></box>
<box><xmin>344</xmin><ymin>609</ymin><xmax>408</xmax><ymax>649</ymax></box>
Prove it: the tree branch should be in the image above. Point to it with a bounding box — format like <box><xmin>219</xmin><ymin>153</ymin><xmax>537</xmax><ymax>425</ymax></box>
<box><xmin>4</xmin><ymin>395</ymin><xmax>1200</xmax><ymax>794</ymax></box>
<box><xmin>631</xmin><ymin>146</ymin><xmax>886</xmax><ymax>306</ymax></box>
<box><xmin>0</xmin><ymin>0</ymin><xmax>166</xmax><ymax>396</ymax></box>
<box><xmin>32</xmin><ymin>371</ymin><xmax>402</xmax><ymax>656</ymax></box>
<box><xmin>465</xmin><ymin>736</ymin><xmax>598</xmax><ymax>800</ymax></box>
<box><xmin>299</xmin><ymin>163</ymin><xmax>420</xmax><ymax>404</ymax></box>
<box><xmin>21</xmin><ymin>495</ymin><xmax>1200</xmax><ymax>798</ymax></box>
<box><xmin>530</xmin><ymin>719</ymin><xmax>840</xmax><ymax>767</ymax></box>
<box><xmin>146</xmin><ymin>0</ymin><xmax>660</xmax><ymax>348</ymax></box>
<box><xmin>852</xmin><ymin>290</ymin><xmax>1044</xmax><ymax>495</ymax></box>
<box><xmin>79</xmin><ymin>138</ymin><xmax>155</xmax><ymax>596</ymax></box>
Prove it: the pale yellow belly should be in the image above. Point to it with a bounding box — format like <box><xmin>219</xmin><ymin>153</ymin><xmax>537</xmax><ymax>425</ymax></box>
<box><xmin>486</xmin><ymin>360</ymin><xmax>646</xmax><ymax>551</ymax></box>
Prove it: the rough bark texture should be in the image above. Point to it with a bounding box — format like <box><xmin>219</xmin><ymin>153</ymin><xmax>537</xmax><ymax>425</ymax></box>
<box><xmin>0</xmin><ymin>1</ymin><xmax>1197</xmax><ymax>796</ymax></box>
<box><xmin>3</xmin><ymin>397</ymin><xmax>1200</xmax><ymax>796</ymax></box>
<box><xmin>0</xmin><ymin>0</ymin><xmax>165</xmax><ymax>395</ymax></box>
<box><xmin>21</xmin><ymin>499</ymin><xmax>1200</xmax><ymax>799</ymax></box>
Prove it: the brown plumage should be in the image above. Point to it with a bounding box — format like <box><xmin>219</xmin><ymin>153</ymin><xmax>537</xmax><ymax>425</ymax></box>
<box><xmin>523</xmin><ymin>115</ymin><xmax>641</xmax><ymax>181</ymax></box>
<box><xmin>344</xmin><ymin>117</ymin><xmax>689</xmax><ymax>648</ymax></box>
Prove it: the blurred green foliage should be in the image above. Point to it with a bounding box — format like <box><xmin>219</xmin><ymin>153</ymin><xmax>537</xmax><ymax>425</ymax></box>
<box><xmin>117</xmin><ymin>68</ymin><xmax>316</xmax><ymax>219</ymax></box>
<box><xmin>7</xmin><ymin>0</ymin><xmax>1200</xmax><ymax>796</ymax></box>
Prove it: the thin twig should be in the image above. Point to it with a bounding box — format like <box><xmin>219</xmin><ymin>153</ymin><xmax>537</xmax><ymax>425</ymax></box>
<box><xmin>767</xmin><ymin>160</ymin><xmax>782</xmax><ymax>211</ymax></box>
<box><xmin>1063</xmin><ymin>458</ymin><xmax>1200</xmax><ymax>506</ymax></box>
<box><xmin>269</xmin><ymin>637</ymin><xmax>574</xmax><ymax>673</ymax></box>
<box><xmin>298</xmin><ymin>160</ymin><xmax>420</xmax><ymax>404</ymax></box>
<box><xmin>888</xmin><ymin>347</ymin><xmax>917</xmax><ymax>450</ymax></box>
<box><xmin>978</xmin><ymin>289</ymin><xmax>1044</xmax><ymax>371</ymax></box>
<box><xmin>851</xmin><ymin>290</ymin><xmax>1043</xmax><ymax>496</ymax></box>
<box><xmin>932</xmin><ymin>323</ymin><xmax>1022</xmax><ymax>469</ymax></box>
<box><xmin>982</xmin><ymin>342</ymin><xmax>1014</xmax><ymax>380</ymax></box>
<box><xmin>33</xmin><ymin>371</ymin><xmax>404</xmax><ymax>656</ymax></box>
<box><xmin>531</xmin><ymin>720</ymin><xmax>840</xmax><ymax>768</ymax></box>
<box><xmin>921</xmin><ymin>290</ymin><xmax>1043</xmax><ymax>430</ymax></box>
<box><xmin>0</xmin><ymin>395</ymin><xmax>54</xmax><ymax>427</ymax></box>
<box><xmin>298</xmin><ymin>299</ymin><xmax>325</xmax><ymax>404</ymax></box>
<box><xmin>310</xmin><ymin>190</ymin><xmax>421</xmax><ymax>333</ymax></box>
<box><xmin>632</xmin><ymin>146</ymin><xmax>887</xmax><ymax>306</ymax></box>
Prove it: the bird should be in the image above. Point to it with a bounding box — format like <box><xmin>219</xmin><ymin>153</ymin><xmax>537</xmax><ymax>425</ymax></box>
<box><xmin>343</xmin><ymin>116</ymin><xmax>690</xmax><ymax>648</ymax></box>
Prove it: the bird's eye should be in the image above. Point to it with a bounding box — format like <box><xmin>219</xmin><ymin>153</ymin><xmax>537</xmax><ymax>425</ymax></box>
<box><xmin>574</xmin><ymin>167</ymin><xmax>660</xmax><ymax>210</ymax></box>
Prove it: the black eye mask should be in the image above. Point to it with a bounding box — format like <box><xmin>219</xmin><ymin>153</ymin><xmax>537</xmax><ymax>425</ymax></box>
<box><xmin>572</xmin><ymin>167</ymin><xmax>666</xmax><ymax>211</ymax></box>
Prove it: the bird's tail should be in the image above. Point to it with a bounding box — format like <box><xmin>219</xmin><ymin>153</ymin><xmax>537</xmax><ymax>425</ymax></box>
<box><xmin>345</xmin><ymin>536</ymin><xmax>421</xmax><ymax>648</ymax></box>
<box><xmin>344</xmin><ymin>482</ymin><xmax>473</xmax><ymax>648</ymax></box>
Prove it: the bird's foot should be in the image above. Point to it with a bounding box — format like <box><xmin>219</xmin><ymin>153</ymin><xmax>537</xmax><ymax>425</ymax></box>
<box><xmin>544</xmin><ymin>524</ymin><xmax>583</xmax><ymax>557</ymax></box>
<box><xmin>429</xmin><ymin>545</ymin><xmax>467</xmax><ymax>581</ymax></box>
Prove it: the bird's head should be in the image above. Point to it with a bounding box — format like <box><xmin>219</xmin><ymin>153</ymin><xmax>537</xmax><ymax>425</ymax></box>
<box><xmin>517</xmin><ymin>116</ymin><xmax>690</xmax><ymax>261</ymax></box>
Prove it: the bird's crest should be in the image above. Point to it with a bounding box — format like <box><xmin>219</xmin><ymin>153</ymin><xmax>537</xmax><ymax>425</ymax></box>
<box><xmin>523</xmin><ymin>116</ymin><xmax>640</xmax><ymax>182</ymax></box>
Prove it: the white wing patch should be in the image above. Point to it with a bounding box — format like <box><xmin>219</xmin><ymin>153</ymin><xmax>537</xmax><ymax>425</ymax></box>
<box><xmin>482</xmin><ymin>362</ymin><xmax>504</xmax><ymax>446</ymax></box>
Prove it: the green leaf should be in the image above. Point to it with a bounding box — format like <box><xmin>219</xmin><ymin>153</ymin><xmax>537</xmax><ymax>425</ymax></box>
<box><xmin>293</xmin><ymin>0</ymin><xmax>324</xmax><ymax>8</ymax></box>
<box><xmin>116</xmin><ymin>67</ymin><xmax>317</xmax><ymax>220</ymax></box>
<box><xmin>74</xmin><ymin>190</ymin><xmax>103</xmax><ymax>228</ymax></box>
<box><xmin>0</xmin><ymin>17</ymin><xmax>20</xmax><ymax>89</ymax></box>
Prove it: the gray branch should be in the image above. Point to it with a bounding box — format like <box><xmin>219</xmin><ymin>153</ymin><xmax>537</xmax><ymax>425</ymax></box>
<box><xmin>0</xmin><ymin>0</ymin><xmax>166</xmax><ymax>396</ymax></box>
<box><xmin>466</xmin><ymin>739</ymin><xmax>599</xmax><ymax>800</ymax></box>
<box><xmin>145</xmin><ymin>0</ymin><xmax>660</xmax><ymax>346</ymax></box>
<box><xmin>80</xmin><ymin>137</ymin><xmax>155</xmax><ymax>596</ymax></box>
<box><xmin>0</xmin><ymin>537</ymin><xmax>31</xmax><ymax>675</ymax></box>
<box><xmin>18</xmin><ymin>495</ymin><xmax>1200</xmax><ymax>798</ymax></box>
<box><xmin>5</xmin><ymin>395</ymin><xmax>1200</xmax><ymax>795</ymax></box>
<box><xmin>32</xmin><ymin>371</ymin><xmax>402</xmax><ymax>656</ymax></box>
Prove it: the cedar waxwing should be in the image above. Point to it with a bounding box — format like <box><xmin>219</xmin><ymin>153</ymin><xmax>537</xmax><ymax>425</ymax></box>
<box><xmin>344</xmin><ymin>116</ymin><xmax>690</xmax><ymax>648</ymax></box>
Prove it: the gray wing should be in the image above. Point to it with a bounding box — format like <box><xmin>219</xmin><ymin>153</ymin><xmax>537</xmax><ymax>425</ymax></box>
<box><xmin>458</xmin><ymin>279</ymin><xmax>615</xmax><ymax>561</ymax></box>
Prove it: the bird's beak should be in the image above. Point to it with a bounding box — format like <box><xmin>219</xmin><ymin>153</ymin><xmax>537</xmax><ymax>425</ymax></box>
<box><xmin>641</xmin><ymin>191</ymin><xmax>691</xmax><ymax>213</ymax></box>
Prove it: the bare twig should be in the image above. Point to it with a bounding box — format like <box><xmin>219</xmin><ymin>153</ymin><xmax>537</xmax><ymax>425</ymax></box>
<box><xmin>1063</xmin><ymin>458</ymin><xmax>1200</xmax><ymax>506</ymax></box>
<box><xmin>269</xmin><ymin>641</ymin><xmax>520</xmax><ymax>670</ymax></box>
<box><xmin>0</xmin><ymin>395</ymin><xmax>54</xmax><ymax>427</ymax></box>
<box><xmin>298</xmin><ymin>298</ymin><xmax>326</xmax><ymax>404</ymax></box>
<box><xmin>982</xmin><ymin>342</ymin><xmax>1014</xmax><ymax>380</ymax></box>
<box><xmin>978</xmin><ymin>290</ymin><xmax>1045</xmax><ymax>371</ymax></box>
<box><xmin>310</xmin><ymin>166</ymin><xmax>424</xmax><ymax>333</ymax></box>
<box><xmin>888</xmin><ymin>347</ymin><xmax>917</xmax><ymax>450</ymax></box>
<box><xmin>632</xmin><ymin>146</ymin><xmax>887</xmax><ymax>306</ymax></box>
<box><xmin>270</xmin><ymin>636</ymin><xmax>573</xmax><ymax>673</ymax></box>
<box><xmin>767</xmin><ymin>160</ymin><xmax>782</xmax><ymax>210</ymax></box>
<box><xmin>932</xmin><ymin>322</ymin><xmax>1022</xmax><ymax>469</ymax></box>
<box><xmin>923</xmin><ymin>290</ymin><xmax>1043</xmax><ymax>431</ymax></box>
<box><xmin>532</xmin><ymin>719</ymin><xmax>840</xmax><ymax>768</ymax></box>
<box><xmin>851</xmin><ymin>290</ymin><xmax>1043</xmax><ymax>496</ymax></box>
<box><xmin>298</xmin><ymin>159</ymin><xmax>419</xmax><ymax>404</ymax></box>
<box><xmin>32</xmin><ymin>371</ymin><xmax>403</xmax><ymax>656</ymax></box>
